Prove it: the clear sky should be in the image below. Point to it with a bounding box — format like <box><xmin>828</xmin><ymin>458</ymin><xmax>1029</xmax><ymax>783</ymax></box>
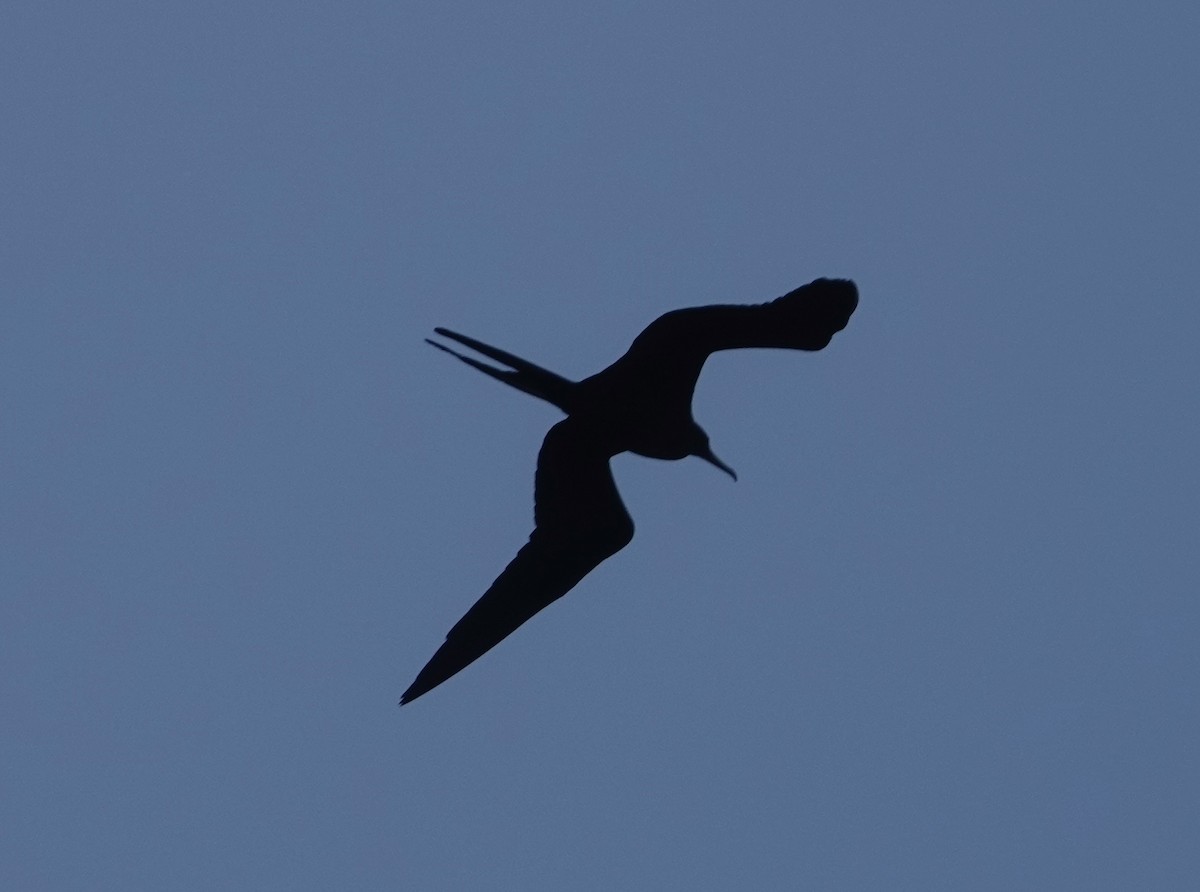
<box><xmin>3</xmin><ymin>3</ymin><xmax>1197</xmax><ymax>889</ymax></box>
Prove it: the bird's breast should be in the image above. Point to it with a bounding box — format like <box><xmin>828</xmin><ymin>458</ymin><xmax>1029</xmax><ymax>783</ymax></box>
<box><xmin>576</xmin><ymin>407</ymin><xmax>694</xmax><ymax>460</ymax></box>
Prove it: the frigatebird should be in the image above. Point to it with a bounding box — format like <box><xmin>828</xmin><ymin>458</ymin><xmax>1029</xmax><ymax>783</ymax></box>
<box><xmin>401</xmin><ymin>277</ymin><xmax>858</xmax><ymax>704</ymax></box>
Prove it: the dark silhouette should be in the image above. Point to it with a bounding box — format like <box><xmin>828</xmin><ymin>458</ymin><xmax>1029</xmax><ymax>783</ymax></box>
<box><xmin>401</xmin><ymin>278</ymin><xmax>858</xmax><ymax>704</ymax></box>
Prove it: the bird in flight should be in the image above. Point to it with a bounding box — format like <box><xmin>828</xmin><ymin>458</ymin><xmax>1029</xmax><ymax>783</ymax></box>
<box><xmin>401</xmin><ymin>277</ymin><xmax>858</xmax><ymax>704</ymax></box>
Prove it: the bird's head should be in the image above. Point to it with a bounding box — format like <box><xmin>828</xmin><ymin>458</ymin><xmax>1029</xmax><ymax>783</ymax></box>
<box><xmin>690</xmin><ymin>425</ymin><xmax>737</xmax><ymax>481</ymax></box>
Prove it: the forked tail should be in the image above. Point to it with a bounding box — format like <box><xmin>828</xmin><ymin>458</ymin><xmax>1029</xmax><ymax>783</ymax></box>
<box><xmin>426</xmin><ymin>328</ymin><xmax>577</xmax><ymax>412</ymax></box>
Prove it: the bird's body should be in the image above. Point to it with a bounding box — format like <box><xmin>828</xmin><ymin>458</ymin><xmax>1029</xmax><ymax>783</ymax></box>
<box><xmin>402</xmin><ymin>278</ymin><xmax>858</xmax><ymax>704</ymax></box>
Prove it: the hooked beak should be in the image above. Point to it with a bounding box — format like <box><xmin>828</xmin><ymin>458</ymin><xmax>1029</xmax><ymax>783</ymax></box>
<box><xmin>697</xmin><ymin>445</ymin><xmax>738</xmax><ymax>481</ymax></box>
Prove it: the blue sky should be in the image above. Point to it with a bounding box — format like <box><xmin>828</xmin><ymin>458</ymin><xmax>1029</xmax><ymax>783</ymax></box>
<box><xmin>3</xmin><ymin>3</ymin><xmax>1197</xmax><ymax>889</ymax></box>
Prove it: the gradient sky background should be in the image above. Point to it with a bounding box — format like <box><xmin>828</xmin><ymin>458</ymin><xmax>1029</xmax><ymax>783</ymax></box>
<box><xmin>3</xmin><ymin>3</ymin><xmax>1197</xmax><ymax>889</ymax></box>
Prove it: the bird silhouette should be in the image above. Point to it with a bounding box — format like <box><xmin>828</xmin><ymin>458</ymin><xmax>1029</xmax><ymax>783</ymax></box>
<box><xmin>401</xmin><ymin>277</ymin><xmax>858</xmax><ymax>704</ymax></box>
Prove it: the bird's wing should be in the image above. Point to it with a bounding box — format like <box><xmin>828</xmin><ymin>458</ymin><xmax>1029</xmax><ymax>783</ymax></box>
<box><xmin>401</xmin><ymin>419</ymin><xmax>633</xmax><ymax>704</ymax></box>
<box><xmin>606</xmin><ymin>278</ymin><xmax>859</xmax><ymax>390</ymax></box>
